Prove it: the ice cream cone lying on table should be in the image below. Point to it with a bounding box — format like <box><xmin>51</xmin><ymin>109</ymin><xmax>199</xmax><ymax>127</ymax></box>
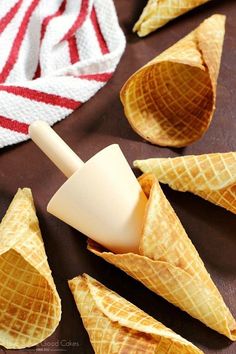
<box><xmin>134</xmin><ymin>152</ymin><xmax>236</xmax><ymax>214</ymax></box>
<box><xmin>134</xmin><ymin>0</ymin><xmax>211</xmax><ymax>37</ymax></box>
<box><xmin>88</xmin><ymin>174</ymin><xmax>236</xmax><ymax>340</ymax></box>
<box><xmin>0</xmin><ymin>188</ymin><xmax>61</xmax><ymax>349</ymax></box>
<box><xmin>69</xmin><ymin>273</ymin><xmax>203</xmax><ymax>354</ymax></box>
<box><xmin>121</xmin><ymin>15</ymin><xmax>225</xmax><ymax>147</ymax></box>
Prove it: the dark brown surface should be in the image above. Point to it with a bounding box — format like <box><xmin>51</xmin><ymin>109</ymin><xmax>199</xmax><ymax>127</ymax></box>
<box><xmin>1</xmin><ymin>0</ymin><xmax>236</xmax><ymax>353</ymax></box>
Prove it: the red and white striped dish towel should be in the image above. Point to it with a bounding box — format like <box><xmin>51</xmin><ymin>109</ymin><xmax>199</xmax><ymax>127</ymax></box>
<box><xmin>0</xmin><ymin>0</ymin><xmax>126</xmax><ymax>148</ymax></box>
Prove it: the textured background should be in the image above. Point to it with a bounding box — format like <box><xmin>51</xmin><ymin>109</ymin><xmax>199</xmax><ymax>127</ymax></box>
<box><xmin>0</xmin><ymin>0</ymin><xmax>236</xmax><ymax>353</ymax></box>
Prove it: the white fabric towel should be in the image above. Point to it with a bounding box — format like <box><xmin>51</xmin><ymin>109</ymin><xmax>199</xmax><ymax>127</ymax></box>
<box><xmin>0</xmin><ymin>0</ymin><xmax>126</xmax><ymax>148</ymax></box>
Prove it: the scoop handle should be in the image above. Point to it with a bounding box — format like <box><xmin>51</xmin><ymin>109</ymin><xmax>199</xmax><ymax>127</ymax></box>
<box><xmin>29</xmin><ymin>121</ymin><xmax>84</xmax><ymax>178</ymax></box>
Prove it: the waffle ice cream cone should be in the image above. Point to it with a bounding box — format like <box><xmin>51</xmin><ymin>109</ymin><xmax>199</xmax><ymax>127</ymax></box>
<box><xmin>134</xmin><ymin>152</ymin><xmax>236</xmax><ymax>214</ymax></box>
<box><xmin>133</xmin><ymin>0</ymin><xmax>211</xmax><ymax>37</ymax></box>
<box><xmin>88</xmin><ymin>174</ymin><xmax>236</xmax><ymax>340</ymax></box>
<box><xmin>0</xmin><ymin>188</ymin><xmax>61</xmax><ymax>349</ymax></box>
<box><xmin>69</xmin><ymin>273</ymin><xmax>203</xmax><ymax>353</ymax></box>
<box><xmin>121</xmin><ymin>15</ymin><xmax>225</xmax><ymax>147</ymax></box>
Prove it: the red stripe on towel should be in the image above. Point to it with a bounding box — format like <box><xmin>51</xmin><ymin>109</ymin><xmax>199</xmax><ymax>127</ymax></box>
<box><xmin>34</xmin><ymin>0</ymin><xmax>67</xmax><ymax>79</ymax></box>
<box><xmin>78</xmin><ymin>72</ymin><xmax>113</xmax><ymax>82</ymax></box>
<box><xmin>0</xmin><ymin>0</ymin><xmax>40</xmax><ymax>83</ymax></box>
<box><xmin>0</xmin><ymin>0</ymin><xmax>23</xmax><ymax>34</ymax></box>
<box><xmin>62</xmin><ymin>0</ymin><xmax>89</xmax><ymax>41</ymax></box>
<box><xmin>0</xmin><ymin>85</ymin><xmax>81</xmax><ymax>109</ymax></box>
<box><xmin>90</xmin><ymin>6</ymin><xmax>109</xmax><ymax>54</ymax></box>
<box><xmin>68</xmin><ymin>36</ymin><xmax>80</xmax><ymax>64</ymax></box>
<box><xmin>0</xmin><ymin>116</ymin><xmax>28</xmax><ymax>134</ymax></box>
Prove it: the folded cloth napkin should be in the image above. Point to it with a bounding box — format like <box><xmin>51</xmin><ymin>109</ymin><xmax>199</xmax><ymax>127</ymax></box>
<box><xmin>0</xmin><ymin>0</ymin><xmax>126</xmax><ymax>148</ymax></box>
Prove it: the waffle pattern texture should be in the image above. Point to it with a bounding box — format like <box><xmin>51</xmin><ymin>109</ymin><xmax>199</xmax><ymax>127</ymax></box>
<box><xmin>69</xmin><ymin>273</ymin><xmax>203</xmax><ymax>353</ymax></box>
<box><xmin>121</xmin><ymin>15</ymin><xmax>225</xmax><ymax>147</ymax></box>
<box><xmin>0</xmin><ymin>0</ymin><xmax>125</xmax><ymax>148</ymax></box>
<box><xmin>134</xmin><ymin>0</ymin><xmax>211</xmax><ymax>36</ymax></box>
<box><xmin>0</xmin><ymin>188</ymin><xmax>61</xmax><ymax>349</ymax></box>
<box><xmin>134</xmin><ymin>152</ymin><xmax>236</xmax><ymax>214</ymax></box>
<box><xmin>88</xmin><ymin>174</ymin><xmax>236</xmax><ymax>340</ymax></box>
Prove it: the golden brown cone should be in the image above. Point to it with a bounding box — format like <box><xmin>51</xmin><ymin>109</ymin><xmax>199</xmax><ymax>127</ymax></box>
<box><xmin>121</xmin><ymin>15</ymin><xmax>225</xmax><ymax>147</ymax></box>
<box><xmin>133</xmin><ymin>0</ymin><xmax>210</xmax><ymax>37</ymax></box>
<box><xmin>69</xmin><ymin>273</ymin><xmax>203</xmax><ymax>353</ymax></box>
<box><xmin>88</xmin><ymin>174</ymin><xmax>236</xmax><ymax>340</ymax></box>
<box><xmin>134</xmin><ymin>152</ymin><xmax>236</xmax><ymax>214</ymax></box>
<box><xmin>0</xmin><ymin>188</ymin><xmax>61</xmax><ymax>349</ymax></box>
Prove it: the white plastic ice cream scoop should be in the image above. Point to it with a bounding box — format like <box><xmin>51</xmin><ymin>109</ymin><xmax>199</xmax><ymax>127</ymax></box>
<box><xmin>29</xmin><ymin>121</ymin><xmax>147</xmax><ymax>254</ymax></box>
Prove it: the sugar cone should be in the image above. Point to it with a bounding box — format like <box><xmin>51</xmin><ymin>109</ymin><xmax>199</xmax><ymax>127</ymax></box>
<box><xmin>69</xmin><ymin>273</ymin><xmax>203</xmax><ymax>353</ymax></box>
<box><xmin>133</xmin><ymin>0</ymin><xmax>211</xmax><ymax>37</ymax></box>
<box><xmin>121</xmin><ymin>15</ymin><xmax>225</xmax><ymax>147</ymax></box>
<box><xmin>134</xmin><ymin>152</ymin><xmax>236</xmax><ymax>214</ymax></box>
<box><xmin>88</xmin><ymin>174</ymin><xmax>236</xmax><ymax>340</ymax></box>
<box><xmin>0</xmin><ymin>188</ymin><xmax>61</xmax><ymax>349</ymax></box>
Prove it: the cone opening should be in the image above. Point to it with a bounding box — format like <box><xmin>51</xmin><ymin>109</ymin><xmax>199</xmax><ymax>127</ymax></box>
<box><xmin>123</xmin><ymin>61</ymin><xmax>214</xmax><ymax>147</ymax></box>
<box><xmin>0</xmin><ymin>250</ymin><xmax>59</xmax><ymax>349</ymax></box>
